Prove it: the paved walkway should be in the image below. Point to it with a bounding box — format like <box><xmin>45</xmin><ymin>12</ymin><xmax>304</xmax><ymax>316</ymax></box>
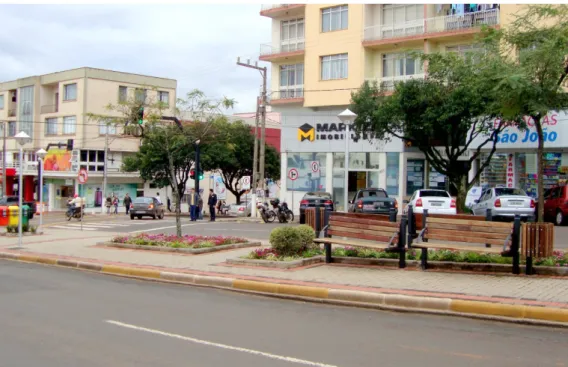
<box><xmin>1</xmin><ymin>229</ymin><xmax>568</xmax><ymax>307</ymax></box>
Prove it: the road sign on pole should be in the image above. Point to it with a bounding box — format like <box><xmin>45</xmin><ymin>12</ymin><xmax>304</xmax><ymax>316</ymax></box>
<box><xmin>288</xmin><ymin>168</ymin><xmax>299</xmax><ymax>181</ymax></box>
<box><xmin>78</xmin><ymin>168</ymin><xmax>88</xmax><ymax>184</ymax></box>
<box><xmin>310</xmin><ymin>161</ymin><xmax>320</xmax><ymax>179</ymax></box>
<box><xmin>242</xmin><ymin>176</ymin><xmax>251</xmax><ymax>190</ymax></box>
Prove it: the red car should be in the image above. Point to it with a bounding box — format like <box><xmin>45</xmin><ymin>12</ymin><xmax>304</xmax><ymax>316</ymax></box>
<box><xmin>544</xmin><ymin>185</ymin><xmax>568</xmax><ymax>225</ymax></box>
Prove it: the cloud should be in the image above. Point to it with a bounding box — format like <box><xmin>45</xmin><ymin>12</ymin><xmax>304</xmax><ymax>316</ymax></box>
<box><xmin>0</xmin><ymin>4</ymin><xmax>271</xmax><ymax>113</ymax></box>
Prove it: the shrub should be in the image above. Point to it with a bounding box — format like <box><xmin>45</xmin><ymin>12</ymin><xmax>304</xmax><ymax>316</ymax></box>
<box><xmin>296</xmin><ymin>225</ymin><xmax>316</xmax><ymax>250</ymax></box>
<box><xmin>6</xmin><ymin>226</ymin><xmax>14</xmax><ymax>233</ymax></box>
<box><xmin>269</xmin><ymin>226</ymin><xmax>303</xmax><ymax>256</ymax></box>
<box><xmin>22</xmin><ymin>223</ymin><xmax>29</xmax><ymax>233</ymax></box>
<box><xmin>30</xmin><ymin>226</ymin><xmax>37</xmax><ymax>234</ymax></box>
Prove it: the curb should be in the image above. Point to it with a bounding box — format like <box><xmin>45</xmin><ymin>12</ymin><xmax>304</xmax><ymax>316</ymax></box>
<box><xmin>1</xmin><ymin>251</ymin><xmax>567</xmax><ymax>327</ymax></box>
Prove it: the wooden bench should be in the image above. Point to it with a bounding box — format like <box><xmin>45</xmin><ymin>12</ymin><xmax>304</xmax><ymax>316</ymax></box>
<box><xmin>410</xmin><ymin>210</ymin><xmax>521</xmax><ymax>274</ymax></box>
<box><xmin>313</xmin><ymin>211</ymin><xmax>408</xmax><ymax>268</ymax></box>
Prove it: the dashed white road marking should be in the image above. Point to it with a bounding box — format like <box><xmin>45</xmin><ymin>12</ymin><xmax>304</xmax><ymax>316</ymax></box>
<box><xmin>105</xmin><ymin>320</ymin><xmax>338</xmax><ymax>367</ymax></box>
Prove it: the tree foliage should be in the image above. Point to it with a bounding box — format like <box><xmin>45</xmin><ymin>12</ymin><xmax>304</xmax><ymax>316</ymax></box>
<box><xmin>201</xmin><ymin>118</ymin><xmax>280</xmax><ymax>204</ymax></box>
<box><xmin>350</xmin><ymin>52</ymin><xmax>505</xmax><ymax>211</ymax></box>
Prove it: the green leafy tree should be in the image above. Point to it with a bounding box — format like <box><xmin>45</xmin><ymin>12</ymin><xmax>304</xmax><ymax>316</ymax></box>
<box><xmin>201</xmin><ymin>118</ymin><xmax>280</xmax><ymax>204</ymax></box>
<box><xmin>479</xmin><ymin>5</ymin><xmax>568</xmax><ymax>222</ymax></box>
<box><xmin>350</xmin><ymin>52</ymin><xmax>506</xmax><ymax>211</ymax></box>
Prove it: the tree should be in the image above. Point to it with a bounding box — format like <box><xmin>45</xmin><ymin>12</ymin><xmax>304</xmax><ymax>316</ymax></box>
<box><xmin>201</xmin><ymin>118</ymin><xmax>280</xmax><ymax>204</ymax></box>
<box><xmin>479</xmin><ymin>5</ymin><xmax>568</xmax><ymax>222</ymax></box>
<box><xmin>120</xmin><ymin>89</ymin><xmax>234</xmax><ymax>236</ymax></box>
<box><xmin>350</xmin><ymin>52</ymin><xmax>506</xmax><ymax>211</ymax></box>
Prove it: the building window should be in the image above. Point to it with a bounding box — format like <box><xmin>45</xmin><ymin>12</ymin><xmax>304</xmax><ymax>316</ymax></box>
<box><xmin>286</xmin><ymin>152</ymin><xmax>327</xmax><ymax>192</ymax></box>
<box><xmin>135</xmin><ymin>88</ymin><xmax>147</xmax><ymax>103</ymax></box>
<box><xmin>322</xmin><ymin>5</ymin><xmax>348</xmax><ymax>32</ymax></box>
<box><xmin>279</xmin><ymin>64</ymin><xmax>304</xmax><ymax>99</ymax></box>
<box><xmin>8</xmin><ymin>122</ymin><xmax>16</xmax><ymax>137</ymax></box>
<box><xmin>158</xmin><ymin>91</ymin><xmax>169</xmax><ymax>105</ymax></box>
<box><xmin>446</xmin><ymin>44</ymin><xmax>483</xmax><ymax>62</ymax></box>
<box><xmin>64</xmin><ymin>83</ymin><xmax>77</xmax><ymax>101</ymax></box>
<box><xmin>321</xmin><ymin>53</ymin><xmax>348</xmax><ymax>80</ymax></box>
<box><xmin>0</xmin><ymin>94</ymin><xmax>4</xmax><ymax>109</ymax></box>
<box><xmin>382</xmin><ymin>4</ymin><xmax>423</xmax><ymax>26</ymax></box>
<box><xmin>45</xmin><ymin>118</ymin><xmax>58</xmax><ymax>135</ymax></box>
<box><xmin>100</xmin><ymin>122</ymin><xmax>117</xmax><ymax>135</ymax></box>
<box><xmin>63</xmin><ymin>116</ymin><xmax>76</xmax><ymax>135</ymax></box>
<box><xmin>118</xmin><ymin>86</ymin><xmax>128</xmax><ymax>103</ymax></box>
<box><xmin>382</xmin><ymin>52</ymin><xmax>424</xmax><ymax>78</ymax></box>
<box><xmin>386</xmin><ymin>153</ymin><xmax>400</xmax><ymax>196</ymax></box>
<box><xmin>281</xmin><ymin>18</ymin><xmax>305</xmax><ymax>52</ymax></box>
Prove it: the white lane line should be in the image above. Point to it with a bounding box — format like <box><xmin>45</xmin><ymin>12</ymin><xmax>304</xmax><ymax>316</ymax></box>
<box><xmin>50</xmin><ymin>226</ymin><xmax>97</xmax><ymax>231</ymax></box>
<box><xmin>105</xmin><ymin>320</ymin><xmax>338</xmax><ymax>367</ymax></box>
<box><xmin>127</xmin><ymin>223</ymin><xmax>203</xmax><ymax>234</ymax></box>
<box><xmin>65</xmin><ymin>224</ymin><xmax>116</xmax><ymax>228</ymax></box>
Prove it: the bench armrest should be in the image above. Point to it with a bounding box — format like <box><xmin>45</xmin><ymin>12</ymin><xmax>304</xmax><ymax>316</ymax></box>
<box><xmin>502</xmin><ymin>233</ymin><xmax>512</xmax><ymax>252</ymax></box>
<box><xmin>416</xmin><ymin>227</ymin><xmax>427</xmax><ymax>243</ymax></box>
<box><xmin>319</xmin><ymin>225</ymin><xmax>329</xmax><ymax>238</ymax></box>
<box><xmin>388</xmin><ymin>231</ymin><xmax>398</xmax><ymax>247</ymax></box>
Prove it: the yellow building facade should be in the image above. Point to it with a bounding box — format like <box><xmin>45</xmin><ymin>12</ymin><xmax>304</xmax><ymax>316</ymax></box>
<box><xmin>258</xmin><ymin>4</ymin><xmax>555</xmax><ymax>213</ymax></box>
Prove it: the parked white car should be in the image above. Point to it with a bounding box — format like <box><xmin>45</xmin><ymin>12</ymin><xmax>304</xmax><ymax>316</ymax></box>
<box><xmin>403</xmin><ymin>189</ymin><xmax>456</xmax><ymax>215</ymax></box>
<box><xmin>471</xmin><ymin>187</ymin><xmax>535</xmax><ymax>220</ymax></box>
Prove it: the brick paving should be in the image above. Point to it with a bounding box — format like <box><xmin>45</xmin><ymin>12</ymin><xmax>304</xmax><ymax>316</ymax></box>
<box><xmin>1</xmin><ymin>229</ymin><xmax>568</xmax><ymax>306</ymax></box>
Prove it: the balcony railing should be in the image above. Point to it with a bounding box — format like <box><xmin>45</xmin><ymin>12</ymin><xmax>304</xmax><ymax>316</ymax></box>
<box><xmin>270</xmin><ymin>88</ymin><xmax>304</xmax><ymax>102</ymax></box>
<box><xmin>366</xmin><ymin>74</ymin><xmax>426</xmax><ymax>91</ymax></box>
<box><xmin>260</xmin><ymin>40</ymin><xmax>305</xmax><ymax>56</ymax></box>
<box><xmin>8</xmin><ymin>109</ymin><xmax>16</xmax><ymax>117</ymax></box>
<box><xmin>260</xmin><ymin>4</ymin><xmax>304</xmax><ymax>11</ymax></box>
<box><xmin>41</xmin><ymin>105</ymin><xmax>58</xmax><ymax>114</ymax></box>
<box><xmin>363</xmin><ymin>9</ymin><xmax>500</xmax><ymax>42</ymax></box>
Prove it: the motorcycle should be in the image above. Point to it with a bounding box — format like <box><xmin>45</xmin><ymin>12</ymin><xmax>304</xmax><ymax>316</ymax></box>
<box><xmin>270</xmin><ymin>199</ymin><xmax>292</xmax><ymax>223</ymax></box>
<box><xmin>66</xmin><ymin>203</ymin><xmax>84</xmax><ymax>221</ymax></box>
<box><xmin>280</xmin><ymin>201</ymin><xmax>294</xmax><ymax>223</ymax></box>
<box><xmin>257</xmin><ymin>202</ymin><xmax>276</xmax><ymax>223</ymax></box>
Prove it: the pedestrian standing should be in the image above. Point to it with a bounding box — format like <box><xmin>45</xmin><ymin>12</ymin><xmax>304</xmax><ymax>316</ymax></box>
<box><xmin>167</xmin><ymin>197</ymin><xmax>172</xmax><ymax>212</ymax></box>
<box><xmin>105</xmin><ymin>196</ymin><xmax>112</xmax><ymax>214</ymax></box>
<box><xmin>113</xmin><ymin>195</ymin><xmax>119</xmax><ymax>214</ymax></box>
<box><xmin>124</xmin><ymin>193</ymin><xmax>132</xmax><ymax>215</ymax></box>
<box><xmin>208</xmin><ymin>189</ymin><xmax>218</xmax><ymax>222</ymax></box>
<box><xmin>198</xmin><ymin>195</ymin><xmax>203</xmax><ymax>220</ymax></box>
<box><xmin>189</xmin><ymin>188</ymin><xmax>197</xmax><ymax>221</ymax></box>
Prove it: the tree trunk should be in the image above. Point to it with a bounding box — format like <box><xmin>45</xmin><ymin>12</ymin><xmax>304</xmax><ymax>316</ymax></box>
<box><xmin>535</xmin><ymin>119</ymin><xmax>545</xmax><ymax>223</ymax></box>
<box><xmin>173</xmin><ymin>189</ymin><xmax>182</xmax><ymax>237</ymax></box>
<box><xmin>235</xmin><ymin>192</ymin><xmax>242</xmax><ymax>205</ymax></box>
<box><xmin>452</xmin><ymin>175</ymin><xmax>468</xmax><ymax>214</ymax></box>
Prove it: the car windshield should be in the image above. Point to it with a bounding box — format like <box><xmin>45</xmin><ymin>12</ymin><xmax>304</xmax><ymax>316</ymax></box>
<box><xmin>134</xmin><ymin>197</ymin><xmax>153</xmax><ymax>204</ymax></box>
<box><xmin>495</xmin><ymin>188</ymin><xmax>526</xmax><ymax>197</ymax></box>
<box><xmin>419</xmin><ymin>190</ymin><xmax>450</xmax><ymax>198</ymax></box>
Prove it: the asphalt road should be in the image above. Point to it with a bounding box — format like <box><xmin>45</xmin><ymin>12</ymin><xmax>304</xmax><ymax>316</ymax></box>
<box><xmin>0</xmin><ymin>260</ymin><xmax>566</xmax><ymax>367</ymax></box>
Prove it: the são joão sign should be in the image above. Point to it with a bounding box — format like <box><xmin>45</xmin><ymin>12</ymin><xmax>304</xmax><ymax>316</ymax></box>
<box><xmin>492</xmin><ymin>112</ymin><xmax>564</xmax><ymax>148</ymax></box>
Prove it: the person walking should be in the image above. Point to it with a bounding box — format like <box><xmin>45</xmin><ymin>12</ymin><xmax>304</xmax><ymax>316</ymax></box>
<box><xmin>112</xmin><ymin>194</ymin><xmax>119</xmax><ymax>215</ymax></box>
<box><xmin>105</xmin><ymin>196</ymin><xmax>112</xmax><ymax>214</ymax></box>
<box><xmin>167</xmin><ymin>197</ymin><xmax>172</xmax><ymax>212</ymax></box>
<box><xmin>208</xmin><ymin>189</ymin><xmax>218</xmax><ymax>222</ymax></box>
<box><xmin>189</xmin><ymin>188</ymin><xmax>198</xmax><ymax>221</ymax></box>
<box><xmin>198</xmin><ymin>194</ymin><xmax>203</xmax><ymax>220</ymax></box>
<box><xmin>123</xmin><ymin>193</ymin><xmax>132</xmax><ymax>215</ymax></box>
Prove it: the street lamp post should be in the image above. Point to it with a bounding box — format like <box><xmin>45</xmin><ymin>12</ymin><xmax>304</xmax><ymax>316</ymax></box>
<box><xmin>14</xmin><ymin>131</ymin><xmax>30</xmax><ymax>249</ymax></box>
<box><xmin>36</xmin><ymin>148</ymin><xmax>47</xmax><ymax>234</ymax></box>
<box><xmin>338</xmin><ymin>109</ymin><xmax>357</xmax><ymax>213</ymax></box>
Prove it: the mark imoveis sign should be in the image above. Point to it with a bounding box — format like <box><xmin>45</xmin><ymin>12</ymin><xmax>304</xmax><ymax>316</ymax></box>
<box><xmin>297</xmin><ymin>122</ymin><xmax>377</xmax><ymax>143</ymax></box>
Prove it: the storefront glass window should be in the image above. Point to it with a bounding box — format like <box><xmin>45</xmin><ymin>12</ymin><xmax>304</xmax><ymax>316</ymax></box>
<box><xmin>386</xmin><ymin>153</ymin><xmax>399</xmax><ymax>195</ymax></box>
<box><xmin>406</xmin><ymin>159</ymin><xmax>424</xmax><ymax>196</ymax></box>
<box><xmin>286</xmin><ymin>152</ymin><xmax>326</xmax><ymax>192</ymax></box>
<box><xmin>429</xmin><ymin>166</ymin><xmax>446</xmax><ymax>190</ymax></box>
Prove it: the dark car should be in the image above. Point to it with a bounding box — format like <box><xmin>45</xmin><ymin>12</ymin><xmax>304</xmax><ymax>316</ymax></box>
<box><xmin>544</xmin><ymin>185</ymin><xmax>568</xmax><ymax>225</ymax></box>
<box><xmin>0</xmin><ymin>196</ymin><xmax>36</xmax><ymax>219</ymax></box>
<box><xmin>348</xmin><ymin>188</ymin><xmax>398</xmax><ymax>216</ymax></box>
<box><xmin>130</xmin><ymin>197</ymin><xmax>165</xmax><ymax>220</ymax></box>
<box><xmin>299</xmin><ymin>191</ymin><xmax>334</xmax><ymax>224</ymax></box>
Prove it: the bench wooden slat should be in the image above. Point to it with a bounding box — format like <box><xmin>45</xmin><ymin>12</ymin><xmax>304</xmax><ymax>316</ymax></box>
<box><xmin>329</xmin><ymin>219</ymin><xmax>397</xmax><ymax>232</ymax></box>
<box><xmin>425</xmin><ymin>233</ymin><xmax>506</xmax><ymax>246</ymax></box>
<box><xmin>331</xmin><ymin>216</ymin><xmax>399</xmax><ymax>228</ymax></box>
<box><xmin>328</xmin><ymin>229</ymin><xmax>395</xmax><ymax>243</ymax></box>
<box><xmin>426</xmin><ymin>217</ymin><xmax>513</xmax><ymax>228</ymax></box>
<box><xmin>331</xmin><ymin>212</ymin><xmax>392</xmax><ymax>221</ymax></box>
<box><xmin>412</xmin><ymin>242</ymin><xmax>504</xmax><ymax>254</ymax></box>
<box><xmin>427</xmin><ymin>222</ymin><xmax>512</xmax><ymax>234</ymax></box>
<box><xmin>328</xmin><ymin>225</ymin><xmax>397</xmax><ymax>238</ymax></box>
<box><xmin>313</xmin><ymin>238</ymin><xmax>391</xmax><ymax>249</ymax></box>
<box><xmin>427</xmin><ymin>228</ymin><xmax>510</xmax><ymax>240</ymax></box>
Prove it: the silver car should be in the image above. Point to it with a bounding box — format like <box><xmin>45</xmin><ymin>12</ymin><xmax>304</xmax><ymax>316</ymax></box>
<box><xmin>471</xmin><ymin>187</ymin><xmax>535</xmax><ymax>220</ymax></box>
<box><xmin>228</xmin><ymin>200</ymin><xmax>252</xmax><ymax>217</ymax></box>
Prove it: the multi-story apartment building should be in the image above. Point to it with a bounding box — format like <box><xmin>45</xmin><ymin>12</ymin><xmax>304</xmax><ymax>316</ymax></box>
<box><xmin>0</xmin><ymin>67</ymin><xmax>176</xmax><ymax>211</ymax></box>
<box><xmin>259</xmin><ymin>4</ymin><xmax>563</xmax><ymax>212</ymax></box>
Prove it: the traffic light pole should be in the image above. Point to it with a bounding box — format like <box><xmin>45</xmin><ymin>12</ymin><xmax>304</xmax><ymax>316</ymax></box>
<box><xmin>194</xmin><ymin>141</ymin><xmax>200</xmax><ymax>202</ymax></box>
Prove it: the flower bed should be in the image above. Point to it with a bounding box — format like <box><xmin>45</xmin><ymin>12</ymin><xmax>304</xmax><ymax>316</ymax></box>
<box><xmin>101</xmin><ymin>233</ymin><xmax>258</xmax><ymax>254</ymax></box>
<box><xmin>112</xmin><ymin>233</ymin><xmax>247</xmax><ymax>249</ymax></box>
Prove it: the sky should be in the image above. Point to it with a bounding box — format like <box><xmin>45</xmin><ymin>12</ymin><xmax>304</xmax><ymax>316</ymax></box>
<box><xmin>0</xmin><ymin>4</ymin><xmax>271</xmax><ymax>113</ymax></box>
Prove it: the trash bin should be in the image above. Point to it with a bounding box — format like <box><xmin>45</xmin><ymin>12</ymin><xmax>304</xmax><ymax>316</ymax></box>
<box><xmin>8</xmin><ymin>206</ymin><xmax>19</xmax><ymax>227</ymax></box>
<box><xmin>0</xmin><ymin>206</ymin><xmax>8</xmax><ymax>227</ymax></box>
<box><xmin>21</xmin><ymin>205</ymin><xmax>30</xmax><ymax>227</ymax></box>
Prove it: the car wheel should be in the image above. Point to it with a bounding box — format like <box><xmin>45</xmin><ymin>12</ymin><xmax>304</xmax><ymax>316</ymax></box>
<box><xmin>130</xmin><ymin>215</ymin><xmax>135</xmax><ymax>220</ymax></box>
<box><xmin>137</xmin><ymin>215</ymin><xmax>142</xmax><ymax>219</ymax></box>
<box><xmin>555</xmin><ymin>210</ymin><xmax>564</xmax><ymax>226</ymax></box>
<box><xmin>158</xmin><ymin>212</ymin><xmax>164</xmax><ymax>219</ymax></box>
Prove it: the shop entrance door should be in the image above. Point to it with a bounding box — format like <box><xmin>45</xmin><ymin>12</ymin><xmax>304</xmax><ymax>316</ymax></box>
<box><xmin>348</xmin><ymin>171</ymin><xmax>367</xmax><ymax>201</ymax></box>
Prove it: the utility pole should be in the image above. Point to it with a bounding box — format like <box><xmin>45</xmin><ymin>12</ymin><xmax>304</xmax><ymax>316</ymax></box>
<box><xmin>250</xmin><ymin>96</ymin><xmax>260</xmax><ymax>217</ymax></box>
<box><xmin>2</xmin><ymin>121</ymin><xmax>6</xmax><ymax>196</ymax></box>
<box><xmin>101</xmin><ymin>128</ymin><xmax>109</xmax><ymax>214</ymax></box>
<box><xmin>236</xmin><ymin>57</ymin><xmax>267</xmax><ymax>207</ymax></box>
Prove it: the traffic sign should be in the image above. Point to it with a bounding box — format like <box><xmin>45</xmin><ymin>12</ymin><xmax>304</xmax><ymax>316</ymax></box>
<box><xmin>242</xmin><ymin>176</ymin><xmax>251</xmax><ymax>190</ymax></box>
<box><xmin>78</xmin><ymin>168</ymin><xmax>88</xmax><ymax>184</ymax></box>
<box><xmin>310</xmin><ymin>161</ymin><xmax>320</xmax><ymax>179</ymax></box>
<box><xmin>288</xmin><ymin>168</ymin><xmax>299</xmax><ymax>181</ymax></box>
